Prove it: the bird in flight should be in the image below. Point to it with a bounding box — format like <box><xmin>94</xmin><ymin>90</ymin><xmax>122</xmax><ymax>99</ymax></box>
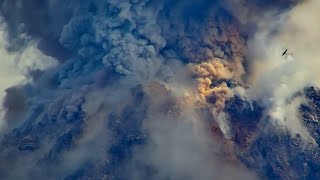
<box><xmin>282</xmin><ymin>49</ymin><xmax>288</xmax><ymax>56</ymax></box>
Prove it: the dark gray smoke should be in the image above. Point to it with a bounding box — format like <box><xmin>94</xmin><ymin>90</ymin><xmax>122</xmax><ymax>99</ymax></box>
<box><xmin>0</xmin><ymin>0</ymin><xmax>307</xmax><ymax>179</ymax></box>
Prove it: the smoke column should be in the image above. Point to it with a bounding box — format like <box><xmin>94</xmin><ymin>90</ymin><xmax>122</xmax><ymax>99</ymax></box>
<box><xmin>0</xmin><ymin>0</ymin><xmax>318</xmax><ymax>179</ymax></box>
<box><xmin>245</xmin><ymin>0</ymin><xmax>320</xmax><ymax>142</ymax></box>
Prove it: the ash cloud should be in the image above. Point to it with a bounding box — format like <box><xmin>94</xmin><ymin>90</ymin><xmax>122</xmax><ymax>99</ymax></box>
<box><xmin>1</xmin><ymin>0</ymin><xmax>314</xmax><ymax>179</ymax></box>
<box><xmin>0</xmin><ymin>18</ymin><xmax>57</xmax><ymax>134</ymax></box>
<box><xmin>0</xmin><ymin>0</ymin><xmax>87</xmax><ymax>61</ymax></box>
<box><xmin>111</xmin><ymin>82</ymin><xmax>258</xmax><ymax>180</ymax></box>
<box><xmin>240</xmin><ymin>0</ymin><xmax>320</xmax><ymax>143</ymax></box>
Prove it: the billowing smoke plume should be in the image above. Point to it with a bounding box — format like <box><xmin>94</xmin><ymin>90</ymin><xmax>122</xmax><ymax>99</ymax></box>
<box><xmin>190</xmin><ymin>59</ymin><xmax>237</xmax><ymax>138</ymax></box>
<box><xmin>0</xmin><ymin>18</ymin><xmax>57</xmax><ymax>133</ymax></box>
<box><xmin>1</xmin><ymin>0</ymin><xmax>318</xmax><ymax>179</ymax></box>
<box><xmin>244</xmin><ymin>0</ymin><xmax>320</xmax><ymax>142</ymax></box>
<box><xmin>0</xmin><ymin>0</ymin><xmax>261</xmax><ymax>179</ymax></box>
<box><xmin>187</xmin><ymin>17</ymin><xmax>246</xmax><ymax>138</ymax></box>
<box><xmin>191</xmin><ymin>59</ymin><xmax>234</xmax><ymax>108</ymax></box>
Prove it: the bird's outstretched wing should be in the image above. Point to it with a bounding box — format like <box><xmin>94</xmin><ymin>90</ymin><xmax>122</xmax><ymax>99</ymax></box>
<box><xmin>282</xmin><ymin>49</ymin><xmax>288</xmax><ymax>56</ymax></box>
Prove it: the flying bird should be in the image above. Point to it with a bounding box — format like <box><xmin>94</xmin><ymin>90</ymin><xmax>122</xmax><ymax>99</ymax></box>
<box><xmin>282</xmin><ymin>49</ymin><xmax>288</xmax><ymax>56</ymax></box>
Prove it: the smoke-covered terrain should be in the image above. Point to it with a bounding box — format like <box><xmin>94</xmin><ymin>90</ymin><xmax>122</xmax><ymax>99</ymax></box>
<box><xmin>0</xmin><ymin>0</ymin><xmax>319</xmax><ymax>179</ymax></box>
